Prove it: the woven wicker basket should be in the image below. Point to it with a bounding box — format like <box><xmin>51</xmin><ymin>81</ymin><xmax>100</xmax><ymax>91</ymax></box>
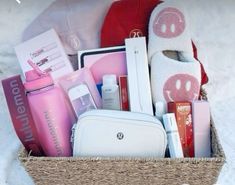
<box><xmin>19</xmin><ymin>116</ymin><xmax>225</xmax><ymax>185</ymax></box>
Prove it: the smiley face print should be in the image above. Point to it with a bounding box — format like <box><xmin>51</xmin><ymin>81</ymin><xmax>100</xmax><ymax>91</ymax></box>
<box><xmin>163</xmin><ymin>74</ymin><xmax>200</xmax><ymax>102</ymax></box>
<box><xmin>153</xmin><ymin>7</ymin><xmax>185</xmax><ymax>38</ymax></box>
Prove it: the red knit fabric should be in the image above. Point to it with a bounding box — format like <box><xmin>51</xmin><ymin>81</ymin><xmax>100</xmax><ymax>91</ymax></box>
<box><xmin>192</xmin><ymin>41</ymin><xmax>209</xmax><ymax>85</ymax></box>
<box><xmin>101</xmin><ymin>0</ymin><xmax>162</xmax><ymax>47</ymax></box>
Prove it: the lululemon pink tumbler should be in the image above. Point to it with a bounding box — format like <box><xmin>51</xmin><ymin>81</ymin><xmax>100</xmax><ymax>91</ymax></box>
<box><xmin>24</xmin><ymin>70</ymin><xmax>72</xmax><ymax>156</ymax></box>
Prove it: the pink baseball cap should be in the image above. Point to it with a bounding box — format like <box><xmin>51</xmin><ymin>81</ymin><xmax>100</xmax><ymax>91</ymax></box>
<box><xmin>22</xmin><ymin>0</ymin><xmax>115</xmax><ymax>55</ymax></box>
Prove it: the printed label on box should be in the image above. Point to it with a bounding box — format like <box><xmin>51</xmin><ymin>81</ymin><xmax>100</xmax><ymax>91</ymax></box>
<box><xmin>168</xmin><ymin>102</ymin><xmax>194</xmax><ymax>157</ymax></box>
<box><xmin>15</xmin><ymin>29</ymin><xmax>73</xmax><ymax>80</ymax></box>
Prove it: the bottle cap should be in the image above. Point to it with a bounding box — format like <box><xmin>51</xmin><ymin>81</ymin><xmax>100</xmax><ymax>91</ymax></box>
<box><xmin>155</xmin><ymin>101</ymin><xmax>166</xmax><ymax>120</ymax></box>
<box><xmin>24</xmin><ymin>70</ymin><xmax>54</xmax><ymax>92</ymax></box>
<box><xmin>102</xmin><ymin>74</ymin><xmax>117</xmax><ymax>85</ymax></box>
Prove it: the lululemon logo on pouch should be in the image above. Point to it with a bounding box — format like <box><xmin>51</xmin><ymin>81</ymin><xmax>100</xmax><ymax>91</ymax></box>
<box><xmin>129</xmin><ymin>29</ymin><xmax>143</xmax><ymax>38</ymax></box>
<box><xmin>117</xmin><ymin>132</ymin><xmax>124</xmax><ymax>140</ymax></box>
<box><xmin>153</xmin><ymin>7</ymin><xmax>185</xmax><ymax>38</ymax></box>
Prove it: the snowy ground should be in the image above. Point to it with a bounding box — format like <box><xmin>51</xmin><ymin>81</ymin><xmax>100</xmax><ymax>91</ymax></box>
<box><xmin>0</xmin><ymin>0</ymin><xmax>235</xmax><ymax>184</ymax></box>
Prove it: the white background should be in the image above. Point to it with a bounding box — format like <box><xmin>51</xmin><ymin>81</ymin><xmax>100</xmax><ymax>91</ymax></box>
<box><xmin>0</xmin><ymin>0</ymin><xmax>235</xmax><ymax>184</ymax></box>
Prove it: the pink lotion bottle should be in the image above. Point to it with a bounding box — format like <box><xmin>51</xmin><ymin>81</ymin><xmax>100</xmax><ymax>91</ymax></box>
<box><xmin>24</xmin><ymin>69</ymin><xmax>72</xmax><ymax>157</ymax></box>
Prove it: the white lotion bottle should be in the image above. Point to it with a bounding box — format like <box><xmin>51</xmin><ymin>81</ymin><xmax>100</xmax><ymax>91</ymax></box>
<box><xmin>102</xmin><ymin>74</ymin><xmax>120</xmax><ymax>110</ymax></box>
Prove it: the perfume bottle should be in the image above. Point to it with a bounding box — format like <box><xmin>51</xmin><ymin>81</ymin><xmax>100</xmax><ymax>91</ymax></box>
<box><xmin>68</xmin><ymin>83</ymin><xmax>97</xmax><ymax>118</ymax></box>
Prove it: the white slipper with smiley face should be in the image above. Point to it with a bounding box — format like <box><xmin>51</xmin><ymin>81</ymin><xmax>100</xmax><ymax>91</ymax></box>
<box><xmin>148</xmin><ymin>1</ymin><xmax>194</xmax><ymax>62</ymax></box>
<box><xmin>148</xmin><ymin>1</ymin><xmax>201</xmax><ymax>117</ymax></box>
<box><xmin>151</xmin><ymin>52</ymin><xmax>201</xmax><ymax>104</ymax></box>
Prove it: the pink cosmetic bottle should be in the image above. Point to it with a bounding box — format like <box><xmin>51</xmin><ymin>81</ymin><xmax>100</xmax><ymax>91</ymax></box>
<box><xmin>24</xmin><ymin>70</ymin><xmax>72</xmax><ymax>157</ymax></box>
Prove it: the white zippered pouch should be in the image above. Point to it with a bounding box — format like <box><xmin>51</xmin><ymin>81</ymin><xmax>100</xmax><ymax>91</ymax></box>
<box><xmin>72</xmin><ymin>110</ymin><xmax>167</xmax><ymax>158</ymax></box>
